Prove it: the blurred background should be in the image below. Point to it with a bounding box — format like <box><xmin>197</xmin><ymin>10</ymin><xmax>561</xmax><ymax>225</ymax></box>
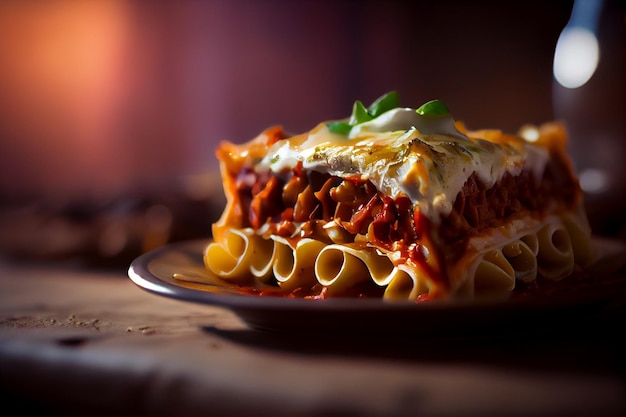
<box><xmin>0</xmin><ymin>0</ymin><xmax>623</xmax><ymax>267</ymax></box>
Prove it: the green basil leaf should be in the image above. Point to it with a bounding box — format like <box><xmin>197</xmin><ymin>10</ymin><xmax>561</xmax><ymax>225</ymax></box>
<box><xmin>327</xmin><ymin>121</ymin><xmax>353</xmax><ymax>135</ymax></box>
<box><xmin>368</xmin><ymin>90</ymin><xmax>399</xmax><ymax>117</ymax></box>
<box><xmin>350</xmin><ymin>100</ymin><xmax>373</xmax><ymax>125</ymax></box>
<box><xmin>416</xmin><ymin>99</ymin><xmax>450</xmax><ymax>116</ymax></box>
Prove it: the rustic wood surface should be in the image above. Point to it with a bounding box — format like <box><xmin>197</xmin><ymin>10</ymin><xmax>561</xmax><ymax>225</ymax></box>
<box><xmin>1</xmin><ymin>257</ymin><xmax>625</xmax><ymax>416</ymax></box>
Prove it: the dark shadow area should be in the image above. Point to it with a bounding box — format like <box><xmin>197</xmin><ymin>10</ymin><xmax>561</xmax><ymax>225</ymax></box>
<box><xmin>204</xmin><ymin>316</ymin><xmax>626</xmax><ymax>379</ymax></box>
<box><xmin>203</xmin><ymin>303</ymin><xmax>626</xmax><ymax>377</ymax></box>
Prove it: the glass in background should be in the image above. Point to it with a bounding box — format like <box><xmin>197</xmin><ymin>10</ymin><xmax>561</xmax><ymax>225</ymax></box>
<box><xmin>553</xmin><ymin>0</ymin><xmax>625</xmax><ymax>237</ymax></box>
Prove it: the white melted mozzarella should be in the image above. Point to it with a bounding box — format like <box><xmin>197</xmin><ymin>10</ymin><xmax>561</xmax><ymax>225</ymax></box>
<box><xmin>258</xmin><ymin>108</ymin><xmax>549</xmax><ymax>222</ymax></box>
<box><xmin>349</xmin><ymin>107</ymin><xmax>464</xmax><ymax>139</ymax></box>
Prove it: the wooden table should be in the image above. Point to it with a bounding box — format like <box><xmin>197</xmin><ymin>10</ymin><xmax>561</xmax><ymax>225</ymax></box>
<box><xmin>1</xmin><ymin>256</ymin><xmax>625</xmax><ymax>416</ymax></box>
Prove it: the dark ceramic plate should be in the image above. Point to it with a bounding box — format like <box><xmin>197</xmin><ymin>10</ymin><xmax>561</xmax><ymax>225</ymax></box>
<box><xmin>128</xmin><ymin>238</ymin><xmax>626</xmax><ymax>334</ymax></box>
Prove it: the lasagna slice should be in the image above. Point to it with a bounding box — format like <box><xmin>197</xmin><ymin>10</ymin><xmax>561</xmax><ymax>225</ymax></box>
<box><xmin>204</xmin><ymin>92</ymin><xmax>595</xmax><ymax>302</ymax></box>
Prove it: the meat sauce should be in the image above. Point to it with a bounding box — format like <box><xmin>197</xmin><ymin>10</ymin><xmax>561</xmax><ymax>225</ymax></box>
<box><xmin>230</xmin><ymin>158</ymin><xmax>579</xmax><ymax>299</ymax></box>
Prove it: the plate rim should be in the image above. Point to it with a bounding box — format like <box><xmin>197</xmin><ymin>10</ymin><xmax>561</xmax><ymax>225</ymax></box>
<box><xmin>128</xmin><ymin>238</ymin><xmax>626</xmax><ymax>314</ymax></box>
<box><xmin>129</xmin><ymin>239</ymin><xmax>481</xmax><ymax>313</ymax></box>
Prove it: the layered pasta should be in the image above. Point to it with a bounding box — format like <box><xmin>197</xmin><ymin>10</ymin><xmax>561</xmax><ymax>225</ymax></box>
<box><xmin>204</xmin><ymin>92</ymin><xmax>595</xmax><ymax>302</ymax></box>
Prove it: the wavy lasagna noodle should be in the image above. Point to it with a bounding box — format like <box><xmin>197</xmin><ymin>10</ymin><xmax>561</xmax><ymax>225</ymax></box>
<box><xmin>204</xmin><ymin>92</ymin><xmax>595</xmax><ymax>302</ymax></box>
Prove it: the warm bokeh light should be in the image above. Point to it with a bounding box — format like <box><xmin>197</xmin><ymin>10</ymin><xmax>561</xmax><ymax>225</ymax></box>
<box><xmin>519</xmin><ymin>125</ymin><xmax>540</xmax><ymax>142</ymax></box>
<box><xmin>0</xmin><ymin>0</ymin><xmax>135</xmax><ymax>197</ymax></box>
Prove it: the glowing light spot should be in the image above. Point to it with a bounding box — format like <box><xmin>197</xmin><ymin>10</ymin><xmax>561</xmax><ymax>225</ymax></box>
<box><xmin>519</xmin><ymin>126</ymin><xmax>540</xmax><ymax>142</ymax></box>
<box><xmin>553</xmin><ymin>27</ymin><xmax>600</xmax><ymax>89</ymax></box>
<box><xmin>579</xmin><ymin>168</ymin><xmax>610</xmax><ymax>194</ymax></box>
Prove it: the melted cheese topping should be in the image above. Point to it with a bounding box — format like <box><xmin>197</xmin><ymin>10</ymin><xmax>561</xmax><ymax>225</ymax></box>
<box><xmin>257</xmin><ymin>107</ymin><xmax>550</xmax><ymax>223</ymax></box>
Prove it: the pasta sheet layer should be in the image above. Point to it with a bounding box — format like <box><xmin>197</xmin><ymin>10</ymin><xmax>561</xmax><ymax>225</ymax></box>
<box><xmin>204</xmin><ymin>210</ymin><xmax>594</xmax><ymax>301</ymax></box>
